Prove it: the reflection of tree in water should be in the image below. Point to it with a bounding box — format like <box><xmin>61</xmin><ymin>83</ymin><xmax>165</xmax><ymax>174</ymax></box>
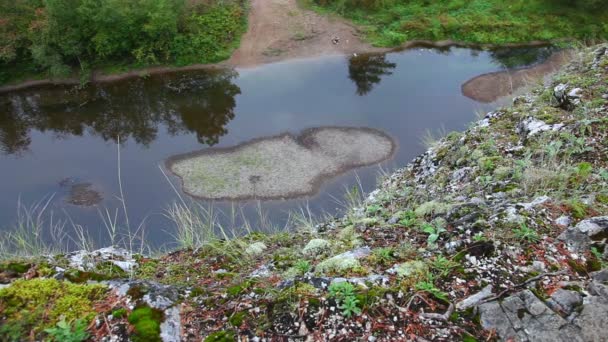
<box><xmin>0</xmin><ymin>68</ymin><xmax>240</xmax><ymax>154</ymax></box>
<box><xmin>489</xmin><ymin>46</ymin><xmax>558</xmax><ymax>69</ymax></box>
<box><xmin>348</xmin><ymin>53</ymin><xmax>396</xmax><ymax>96</ymax></box>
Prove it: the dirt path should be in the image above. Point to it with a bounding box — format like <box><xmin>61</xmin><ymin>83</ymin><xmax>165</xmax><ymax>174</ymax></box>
<box><xmin>227</xmin><ymin>0</ymin><xmax>382</xmax><ymax>67</ymax></box>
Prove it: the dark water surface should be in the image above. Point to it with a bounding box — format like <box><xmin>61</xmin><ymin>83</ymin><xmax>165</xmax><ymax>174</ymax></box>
<box><xmin>0</xmin><ymin>47</ymin><xmax>548</xmax><ymax>249</ymax></box>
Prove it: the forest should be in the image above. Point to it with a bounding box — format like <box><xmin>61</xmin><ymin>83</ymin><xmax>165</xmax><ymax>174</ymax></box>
<box><xmin>0</xmin><ymin>0</ymin><xmax>247</xmax><ymax>83</ymax></box>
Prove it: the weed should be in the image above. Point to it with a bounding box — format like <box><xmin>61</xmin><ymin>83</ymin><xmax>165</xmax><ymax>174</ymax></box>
<box><xmin>398</xmin><ymin>210</ymin><xmax>419</xmax><ymax>227</ymax></box>
<box><xmin>513</xmin><ymin>223</ymin><xmax>540</xmax><ymax>243</ymax></box>
<box><xmin>44</xmin><ymin>319</ymin><xmax>89</xmax><ymax>342</ymax></box>
<box><xmin>328</xmin><ymin>282</ymin><xmax>361</xmax><ymax>318</ymax></box>
<box><xmin>420</xmin><ymin>222</ymin><xmax>446</xmax><ymax>245</ymax></box>
<box><xmin>415</xmin><ymin>278</ymin><xmax>449</xmax><ymax>302</ymax></box>
<box><xmin>431</xmin><ymin>256</ymin><xmax>458</xmax><ymax>277</ymax></box>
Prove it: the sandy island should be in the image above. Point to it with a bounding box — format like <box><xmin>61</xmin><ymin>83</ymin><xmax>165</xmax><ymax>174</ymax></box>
<box><xmin>166</xmin><ymin>127</ymin><xmax>396</xmax><ymax>200</ymax></box>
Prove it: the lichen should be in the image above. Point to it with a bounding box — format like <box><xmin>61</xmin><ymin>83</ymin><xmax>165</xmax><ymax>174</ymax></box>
<box><xmin>302</xmin><ymin>239</ymin><xmax>330</xmax><ymax>256</ymax></box>
<box><xmin>245</xmin><ymin>242</ymin><xmax>267</xmax><ymax>256</ymax></box>
<box><xmin>415</xmin><ymin>201</ymin><xmax>452</xmax><ymax>217</ymax></box>
<box><xmin>316</xmin><ymin>255</ymin><xmax>361</xmax><ymax>274</ymax></box>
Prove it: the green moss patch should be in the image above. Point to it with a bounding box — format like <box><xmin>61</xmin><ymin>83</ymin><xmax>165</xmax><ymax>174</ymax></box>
<box><xmin>128</xmin><ymin>305</ymin><xmax>164</xmax><ymax>342</ymax></box>
<box><xmin>0</xmin><ymin>278</ymin><xmax>106</xmax><ymax>340</ymax></box>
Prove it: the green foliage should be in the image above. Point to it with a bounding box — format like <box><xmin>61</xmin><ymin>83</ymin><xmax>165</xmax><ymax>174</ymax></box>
<box><xmin>308</xmin><ymin>0</ymin><xmax>608</xmax><ymax>47</ymax></box>
<box><xmin>112</xmin><ymin>308</ymin><xmax>127</xmax><ymax>319</ymax></box>
<box><xmin>513</xmin><ymin>223</ymin><xmax>540</xmax><ymax>243</ymax></box>
<box><xmin>371</xmin><ymin>247</ymin><xmax>394</xmax><ymax>265</ymax></box>
<box><xmin>128</xmin><ymin>305</ymin><xmax>164</xmax><ymax>342</ymax></box>
<box><xmin>0</xmin><ymin>278</ymin><xmax>105</xmax><ymax>340</ymax></box>
<box><xmin>431</xmin><ymin>255</ymin><xmax>458</xmax><ymax>277</ymax></box>
<box><xmin>415</xmin><ymin>279</ymin><xmax>449</xmax><ymax>302</ymax></box>
<box><xmin>328</xmin><ymin>282</ymin><xmax>362</xmax><ymax>317</ymax></box>
<box><xmin>398</xmin><ymin>210</ymin><xmax>419</xmax><ymax>227</ymax></box>
<box><xmin>294</xmin><ymin>259</ymin><xmax>312</xmax><ymax>274</ymax></box>
<box><xmin>591</xmin><ymin>247</ymin><xmax>606</xmax><ymax>261</ymax></box>
<box><xmin>0</xmin><ymin>0</ymin><xmax>247</xmax><ymax>84</ymax></box>
<box><xmin>44</xmin><ymin>319</ymin><xmax>89</xmax><ymax>342</ymax></box>
<box><xmin>567</xmin><ymin>199</ymin><xmax>589</xmax><ymax>219</ymax></box>
<box><xmin>420</xmin><ymin>222</ymin><xmax>446</xmax><ymax>245</ymax></box>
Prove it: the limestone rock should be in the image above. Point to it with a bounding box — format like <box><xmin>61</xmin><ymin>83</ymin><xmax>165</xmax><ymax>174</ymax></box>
<box><xmin>573</xmin><ymin>296</ymin><xmax>608</xmax><ymax>342</ymax></box>
<box><xmin>479</xmin><ymin>290</ymin><xmax>584</xmax><ymax>342</ymax></box>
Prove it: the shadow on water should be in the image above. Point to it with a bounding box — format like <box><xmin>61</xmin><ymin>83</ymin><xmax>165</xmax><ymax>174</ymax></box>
<box><xmin>0</xmin><ymin>68</ymin><xmax>240</xmax><ymax>155</ymax></box>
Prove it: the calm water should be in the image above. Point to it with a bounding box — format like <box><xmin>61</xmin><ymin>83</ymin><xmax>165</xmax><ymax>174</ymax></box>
<box><xmin>0</xmin><ymin>47</ymin><xmax>553</xmax><ymax>249</ymax></box>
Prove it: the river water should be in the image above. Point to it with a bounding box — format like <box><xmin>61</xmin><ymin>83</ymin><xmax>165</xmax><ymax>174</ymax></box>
<box><xmin>0</xmin><ymin>46</ymin><xmax>555</xmax><ymax>249</ymax></box>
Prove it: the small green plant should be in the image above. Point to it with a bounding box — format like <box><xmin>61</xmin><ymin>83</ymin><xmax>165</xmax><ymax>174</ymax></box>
<box><xmin>398</xmin><ymin>210</ymin><xmax>419</xmax><ymax>227</ymax></box>
<box><xmin>420</xmin><ymin>222</ymin><xmax>446</xmax><ymax>244</ymax></box>
<box><xmin>366</xmin><ymin>204</ymin><xmax>382</xmax><ymax>215</ymax></box>
<box><xmin>591</xmin><ymin>247</ymin><xmax>606</xmax><ymax>268</ymax></box>
<box><xmin>473</xmin><ymin>232</ymin><xmax>486</xmax><ymax>242</ymax></box>
<box><xmin>371</xmin><ymin>247</ymin><xmax>394</xmax><ymax>266</ymax></box>
<box><xmin>339</xmin><ymin>295</ymin><xmax>362</xmax><ymax>318</ymax></box>
<box><xmin>44</xmin><ymin>319</ymin><xmax>89</xmax><ymax>342</ymax></box>
<box><xmin>513</xmin><ymin>223</ymin><xmax>540</xmax><ymax>243</ymax></box>
<box><xmin>567</xmin><ymin>199</ymin><xmax>588</xmax><ymax>219</ymax></box>
<box><xmin>294</xmin><ymin>260</ymin><xmax>312</xmax><ymax>275</ymax></box>
<box><xmin>431</xmin><ymin>256</ymin><xmax>458</xmax><ymax>277</ymax></box>
<box><xmin>415</xmin><ymin>279</ymin><xmax>449</xmax><ymax>302</ymax></box>
<box><xmin>328</xmin><ymin>282</ymin><xmax>361</xmax><ymax>318</ymax></box>
<box><xmin>571</xmin><ymin>162</ymin><xmax>593</xmax><ymax>183</ymax></box>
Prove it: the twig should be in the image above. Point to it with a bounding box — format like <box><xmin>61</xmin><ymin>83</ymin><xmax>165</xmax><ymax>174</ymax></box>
<box><xmin>404</xmin><ymin>293</ymin><xmax>428</xmax><ymax>313</ymax></box>
<box><xmin>419</xmin><ymin>303</ymin><xmax>455</xmax><ymax>322</ymax></box>
<box><xmin>481</xmin><ymin>270</ymin><xmax>567</xmax><ymax>303</ymax></box>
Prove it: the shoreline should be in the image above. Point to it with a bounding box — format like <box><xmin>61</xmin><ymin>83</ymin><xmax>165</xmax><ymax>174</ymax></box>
<box><xmin>0</xmin><ymin>40</ymin><xmax>557</xmax><ymax>95</ymax></box>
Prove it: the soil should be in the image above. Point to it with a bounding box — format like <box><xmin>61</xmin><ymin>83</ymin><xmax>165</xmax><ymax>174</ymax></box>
<box><xmin>227</xmin><ymin>0</ymin><xmax>383</xmax><ymax>67</ymax></box>
<box><xmin>461</xmin><ymin>50</ymin><xmax>573</xmax><ymax>103</ymax></box>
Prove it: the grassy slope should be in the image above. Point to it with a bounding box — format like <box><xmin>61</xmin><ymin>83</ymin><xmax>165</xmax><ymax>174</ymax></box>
<box><xmin>304</xmin><ymin>0</ymin><xmax>608</xmax><ymax>46</ymax></box>
<box><xmin>1</xmin><ymin>44</ymin><xmax>608</xmax><ymax>341</ymax></box>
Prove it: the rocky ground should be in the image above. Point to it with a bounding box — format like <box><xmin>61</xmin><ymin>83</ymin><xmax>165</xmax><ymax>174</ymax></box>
<box><xmin>2</xmin><ymin>45</ymin><xmax>608</xmax><ymax>341</ymax></box>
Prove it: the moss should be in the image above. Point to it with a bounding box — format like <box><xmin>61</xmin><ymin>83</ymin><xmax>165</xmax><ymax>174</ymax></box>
<box><xmin>567</xmin><ymin>259</ymin><xmax>587</xmax><ymax>275</ymax></box>
<box><xmin>227</xmin><ymin>280</ymin><xmax>254</xmax><ymax>297</ymax></box>
<box><xmin>128</xmin><ymin>305</ymin><xmax>164</xmax><ymax>342</ymax></box>
<box><xmin>228</xmin><ymin>310</ymin><xmax>248</xmax><ymax>327</ymax></box>
<box><xmin>95</xmin><ymin>261</ymin><xmax>128</xmax><ymax>278</ymax></box>
<box><xmin>586</xmin><ymin>257</ymin><xmax>603</xmax><ymax>272</ymax></box>
<box><xmin>0</xmin><ymin>262</ymin><xmax>31</xmax><ymax>274</ymax></box>
<box><xmin>205</xmin><ymin>330</ymin><xmax>236</xmax><ymax>342</ymax></box>
<box><xmin>0</xmin><ymin>278</ymin><xmax>106</xmax><ymax>339</ymax></box>
<box><xmin>112</xmin><ymin>308</ymin><xmax>127</xmax><ymax>319</ymax></box>
<box><xmin>64</xmin><ymin>269</ymin><xmax>112</xmax><ymax>283</ymax></box>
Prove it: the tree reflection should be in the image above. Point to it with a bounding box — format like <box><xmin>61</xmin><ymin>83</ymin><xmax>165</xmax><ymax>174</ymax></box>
<box><xmin>348</xmin><ymin>53</ymin><xmax>396</xmax><ymax>96</ymax></box>
<box><xmin>489</xmin><ymin>46</ymin><xmax>558</xmax><ymax>69</ymax></box>
<box><xmin>0</xmin><ymin>68</ymin><xmax>240</xmax><ymax>154</ymax></box>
